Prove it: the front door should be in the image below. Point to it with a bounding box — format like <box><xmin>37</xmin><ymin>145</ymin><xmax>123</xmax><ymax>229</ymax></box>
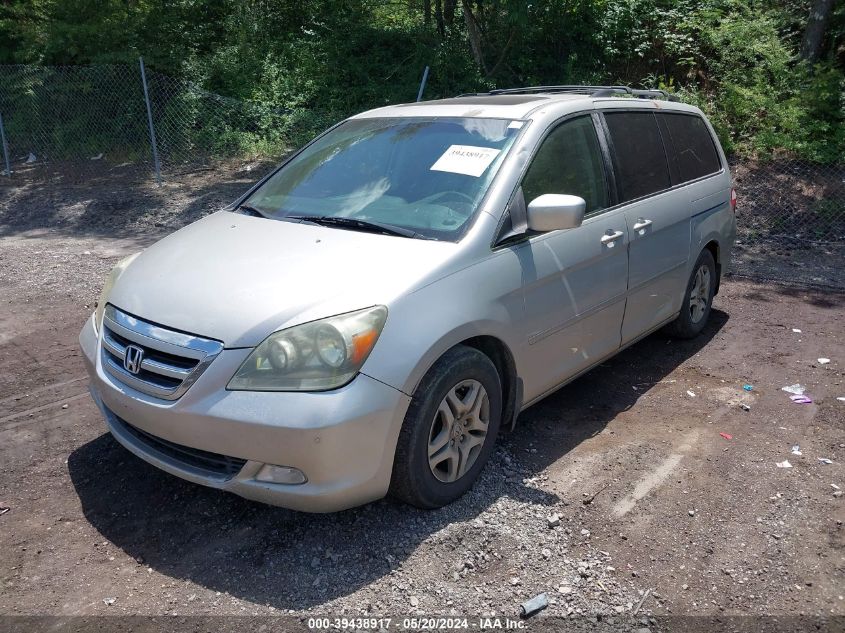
<box><xmin>514</xmin><ymin>114</ymin><xmax>629</xmax><ymax>402</ymax></box>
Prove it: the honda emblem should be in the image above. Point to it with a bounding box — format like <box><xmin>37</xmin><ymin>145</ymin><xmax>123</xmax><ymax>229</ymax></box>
<box><xmin>123</xmin><ymin>344</ymin><xmax>144</xmax><ymax>374</ymax></box>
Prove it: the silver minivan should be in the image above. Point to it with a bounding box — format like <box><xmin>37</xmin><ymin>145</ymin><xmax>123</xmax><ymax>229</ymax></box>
<box><xmin>79</xmin><ymin>86</ymin><xmax>736</xmax><ymax>512</ymax></box>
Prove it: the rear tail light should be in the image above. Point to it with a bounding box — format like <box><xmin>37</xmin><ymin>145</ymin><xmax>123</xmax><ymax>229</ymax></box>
<box><xmin>730</xmin><ymin>187</ymin><xmax>737</xmax><ymax>213</ymax></box>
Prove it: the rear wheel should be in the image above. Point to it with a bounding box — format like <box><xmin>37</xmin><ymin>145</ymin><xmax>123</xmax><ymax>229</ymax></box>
<box><xmin>666</xmin><ymin>249</ymin><xmax>716</xmax><ymax>339</ymax></box>
<box><xmin>389</xmin><ymin>346</ymin><xmax>502</xmax><ymax>509</ymax></box>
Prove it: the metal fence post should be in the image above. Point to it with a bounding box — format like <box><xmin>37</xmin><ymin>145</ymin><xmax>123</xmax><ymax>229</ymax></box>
<box><xmin>139</xmin><ymin>57</ymin><xmax>162</xmax><ymax>185</ymax></box>
<box><xmin>416</xmin><ymin>66</ymin><xmax>430</xmax><ymax>102</ymax></box>
<box><xmin>0</xmin><ymin>111</ymin><xmax>11</xmax><ymax>177</ymax></box>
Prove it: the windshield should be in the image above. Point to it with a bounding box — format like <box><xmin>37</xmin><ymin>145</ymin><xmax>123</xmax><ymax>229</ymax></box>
<box><xmin>244</xmin><ymin>117</ymin><xmax>523</xmax><ymax>240</ymax></box>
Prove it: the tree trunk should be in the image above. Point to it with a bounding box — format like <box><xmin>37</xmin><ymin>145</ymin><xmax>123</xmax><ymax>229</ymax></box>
<box><xmin>444</xmin><ymin>0</ymin><xmax>456</xmax><ymax>25</ymax></box>
<box><xmin>487</xmin><ymin>29</ymin><xmax>515</xmax><ymax>78</ymax></box>
<box><xmin>461</xmin><ymin>0</ymin><xmax>488</xmax><ymax>73</ymax></box>
<box><xmin>800</xmin><ymin>0</ymin><xmax>834</xmax><ymax>63</ymax></box>
<box><xmin>435</xmin><ymin>0</ymin><xmax>445</xmax><ymax>37</ymax></box>
<box><xmin>424</xmin><ymin>0</ymin><xmax>431</xmax><ymax>26</ymax></box>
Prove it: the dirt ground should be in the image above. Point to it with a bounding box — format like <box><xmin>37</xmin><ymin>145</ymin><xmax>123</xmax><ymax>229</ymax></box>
<box><xmin>1</xmin><ymin>169</ymin><xmax>844</xmax><ymax>630</ymax></box>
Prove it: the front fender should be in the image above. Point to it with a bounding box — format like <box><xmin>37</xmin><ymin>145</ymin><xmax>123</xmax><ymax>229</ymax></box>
<box><xmin>362</xmin><ymin>248</ymin><xmax>525</xmax><ymax>397</ymax></box>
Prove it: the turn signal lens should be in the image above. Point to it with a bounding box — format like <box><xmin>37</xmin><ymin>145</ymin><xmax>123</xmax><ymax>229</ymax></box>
<box><xmin>351</xmin><ymin>328</ymin><xmax>378</xmax><ymax>365</ymax></box>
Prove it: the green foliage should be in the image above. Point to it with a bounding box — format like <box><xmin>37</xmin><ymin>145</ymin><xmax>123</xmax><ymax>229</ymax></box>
<box><xmin>0</xmin><ymin>65</ymin><xmax>152</xmax><ymax>161</ymax></box>
<box><xmin>1</xmin><ymin>0</ymin><xmax>842</xmax><ymax>163</ymax></box>
<box><xmin>660</xmin><ymin>2</ymin><xmax>844</xmax><ymax>162</ymax></box>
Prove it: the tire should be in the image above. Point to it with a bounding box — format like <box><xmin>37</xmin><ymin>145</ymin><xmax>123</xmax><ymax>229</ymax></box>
<box><xmin>389</xmin><ymin>345</ymin><xmax>502</xmax><ymax>509</ymax></box>
<box><xmin>665</xmin><ymin>249</ymin><xmax>717</xmax><ymax>339</ymax></box>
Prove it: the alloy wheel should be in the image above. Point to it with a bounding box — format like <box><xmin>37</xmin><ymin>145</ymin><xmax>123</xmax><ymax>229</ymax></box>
<box><xmin>689</xmin><ymin>264</ymin><xmax>711</xmax><ymax>324</ymax></box>
<box><xmin>427</xmin><ymin>379</ymin><xmax>490</xmax><ymax>483</ymax></box>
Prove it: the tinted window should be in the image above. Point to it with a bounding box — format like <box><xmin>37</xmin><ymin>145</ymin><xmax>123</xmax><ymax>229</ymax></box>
<box><xmin>604</xmin><ymin>112</ymin><xmax>671</xmax><ymax>202</ymax></box>
<box><xmin>522</xmin><ymin>116</ymin><xmax>608</xmax><ymax>214</ymax></box>
<box><xmin>662</xmin><ymin>113</ymin><xmax>721</xmax><ymax>182</ymax></box>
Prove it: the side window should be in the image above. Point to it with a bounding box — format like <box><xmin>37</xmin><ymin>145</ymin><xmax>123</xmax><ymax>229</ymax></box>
<box><xmin>521</xmin><ymin>115</ymin><xmax>608</xmax><ymax>214</ymax></box>
<box><xmin>604</xmin><ymin>111</ymin><xmax>671</xmax><ymax>202</ymax></box>
<box><xmin>661</xmin><ymin>113</ymin><xmax>721</xmax><ymax>182</ymax></box>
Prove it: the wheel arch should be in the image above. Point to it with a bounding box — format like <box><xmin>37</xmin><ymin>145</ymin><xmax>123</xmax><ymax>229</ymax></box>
<box><xmin>459</xmin><ymin>335</ymin><xmax>521</xmax><ymax>432</ymax></box>
<box><xmin>406</xmin><ymin>331</ymin><xmax>522</xmax><ymax>432</ymax></box>
<box><xmin>703</xmin><ymin>239</ymin><xmax>722</xmax><ymax>294</ymax></box>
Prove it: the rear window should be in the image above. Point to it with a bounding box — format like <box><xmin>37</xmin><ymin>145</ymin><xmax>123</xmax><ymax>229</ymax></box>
<box><xmin>604</xmin><ymin>112</ymin><xmax>671</xmax><ymax>202</ymax></box>
<box><xmin>661</xmin><ymin>113</ymin><xmax>721</xmax><ymax>183</ymax></box>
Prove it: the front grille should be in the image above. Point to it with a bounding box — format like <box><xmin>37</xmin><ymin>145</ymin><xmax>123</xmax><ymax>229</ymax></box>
<box><xmin>113</xmin><ymin>414</ymin><xmax>246</xmax><ymax>479</ymax></box>
<box><xmin>100</xmin><ymin>305</ymin><xmax>223</xmax><ymax>400</ymax></box>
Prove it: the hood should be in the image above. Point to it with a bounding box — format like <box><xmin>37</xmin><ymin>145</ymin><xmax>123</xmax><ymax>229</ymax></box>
<box><xmin>108</xmin><ymin>211</ymin><xmax>459</xmax><ymax>347</ymax></box>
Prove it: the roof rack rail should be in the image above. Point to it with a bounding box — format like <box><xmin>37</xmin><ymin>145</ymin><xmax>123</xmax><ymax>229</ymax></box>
<box><xmin>487</xmin><ymin>85</ymin><xmax>630</xmax><ymax>96</ymax></box>
<box><xmin>461</xmin><ymin>85</ymin><xmax>680</xmax><ymax>102</ymax></box>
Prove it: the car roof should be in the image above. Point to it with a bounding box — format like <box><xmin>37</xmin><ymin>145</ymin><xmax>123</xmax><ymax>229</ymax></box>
<box><xmin>352</xmin><ymin>94</ymin><xmax>580</xmax><ymax>120</ymax></box>
<box><xmin>351</xmin><ymin>92</ymin><xmax>699</xmax><ymax>121</ymax></box>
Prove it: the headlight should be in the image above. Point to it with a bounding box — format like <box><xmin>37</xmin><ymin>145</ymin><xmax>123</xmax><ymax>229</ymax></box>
<box><xmin>227</xmin><ymin>306</ymin><xmax>388</xmax><ymax>392</ymax></box>
<box><xmin>94</xmin><ymin>253</ymin><xmax>139</xmax><ymax>333</ymax></box>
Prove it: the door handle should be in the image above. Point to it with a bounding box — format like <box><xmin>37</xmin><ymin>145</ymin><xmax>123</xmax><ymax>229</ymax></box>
<box><xmin>600</xmin><ymin>230</ymin><xmax>624</xmax><ymax>247</ymax></box>
<box><xmin>633</xmin><ymin>218</ymin><xmax>653</xmax><ymax>232</ymax></box>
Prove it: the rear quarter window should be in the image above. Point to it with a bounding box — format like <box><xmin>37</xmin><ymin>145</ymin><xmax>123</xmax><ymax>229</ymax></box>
<box><xmin>603</xmin><ymin>111</ymin><xmax>671</xmax><ymax>202</ymax></box>
<box><xmin>661</xmin><ymin>113</ymin><xmax>722</xmax><ymax>183</ymax></box>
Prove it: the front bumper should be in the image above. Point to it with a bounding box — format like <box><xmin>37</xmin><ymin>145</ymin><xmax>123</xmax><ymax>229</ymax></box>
<box><xmin>79</xmin><ymin>314</ymin><xmax>411</xmax><ymax>512</ymax></box>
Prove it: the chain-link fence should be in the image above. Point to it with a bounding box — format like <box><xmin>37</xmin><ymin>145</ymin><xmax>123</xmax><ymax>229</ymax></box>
<box><xmin>0</xmin><ymin>62</ymin><xmax>843</xmax><ymax>287</ymax></box>
<box><xmin>0</xmin><ymin>61</ymin><xmax>334</xmax><ymax>182</ymax></box>
<box><xmin>730</xmin><ymin>159</ymin><xmax>845</xmax><ymax>288</ymax></box>
<box><xmin>0</xmin><ymin>63</ymin><xmax>151</xmax><ymax>177</ymax></box>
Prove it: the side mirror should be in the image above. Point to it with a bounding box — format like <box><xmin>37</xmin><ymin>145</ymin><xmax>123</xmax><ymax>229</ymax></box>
<box><xmin>526</xmin><ymin>194</ymin><xmax>586</xmax><ymax>232</ymax></box>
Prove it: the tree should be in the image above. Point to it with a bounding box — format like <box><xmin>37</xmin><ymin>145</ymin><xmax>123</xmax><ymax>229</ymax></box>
<box><xmin>461</xmin><ymin>0</ymin><xmax>487</xmax><ymax>73</ymax></box>
<box><xmin>800</xmin><ymin>0</ymin><xmax>835</xmax><ymax>63</ymax></box>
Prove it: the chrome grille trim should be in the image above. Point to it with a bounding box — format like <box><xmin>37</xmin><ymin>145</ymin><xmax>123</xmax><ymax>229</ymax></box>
<box><xmin>101</xmin><ymin>330</ymin><xmax>193</xmax><ymax>379</ymax></box>
<box><xmin>101</xmin><ymin>305</ymin><xmax>223</xmax><ymax>400</ymax></box>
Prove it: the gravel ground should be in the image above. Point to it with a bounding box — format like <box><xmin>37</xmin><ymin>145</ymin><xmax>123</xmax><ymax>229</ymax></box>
<box><xmin>1</xmin><ymin>169</ymin><xmax>844</xmax><ymax>631</ymax></box>
<box><xmin>732</xmin><ymin>239</ymin><xmax>845</xmax><ymax>290</ymax></box>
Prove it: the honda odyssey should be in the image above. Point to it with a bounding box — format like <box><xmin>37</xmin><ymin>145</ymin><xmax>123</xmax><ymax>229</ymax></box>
<box><xmin>79</xmin><ymin>85</ymin><xmax>736</xmax><ymax>511</ymax></box>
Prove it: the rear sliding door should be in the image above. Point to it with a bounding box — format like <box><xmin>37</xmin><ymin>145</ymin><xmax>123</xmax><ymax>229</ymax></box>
<box><xmin>601</xmin><ymin>110</ymin><xmax>690</xmax><ymax>344</ymax></box>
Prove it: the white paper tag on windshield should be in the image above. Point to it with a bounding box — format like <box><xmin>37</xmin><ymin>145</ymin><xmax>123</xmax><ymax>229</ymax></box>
<box><xmin>430</xmin><ymin>145</ymin><xmax>501</xmax><ymax>177</ymax></box>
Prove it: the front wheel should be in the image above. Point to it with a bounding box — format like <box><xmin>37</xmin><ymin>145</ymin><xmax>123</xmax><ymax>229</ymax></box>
<box><xmin>389</xmin><ymin>346</ymin><xmax>502</xmax><ymax>509</ymax></box>
<box><xmin>666</xmin><ymin>249</ymin><xmax>716</xmax><ymax>339</ymax></box>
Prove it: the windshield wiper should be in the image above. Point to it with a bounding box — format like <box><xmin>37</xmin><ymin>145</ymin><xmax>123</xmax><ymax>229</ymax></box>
<box><xmin>235</xmin><ymin>203</ymin><xmax>268</xmax><ymax>218</ymax></box>
<box><xmin>287</xmin><ymin>215</ymin><xmax>423</xmax><ymax>239</ymax></box>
